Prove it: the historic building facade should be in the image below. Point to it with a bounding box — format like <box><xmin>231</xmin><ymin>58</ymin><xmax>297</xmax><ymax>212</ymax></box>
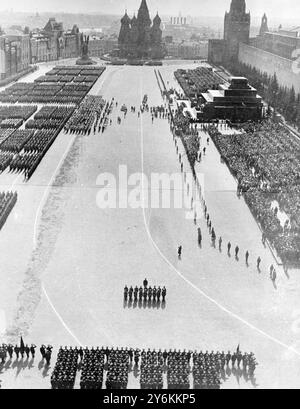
<box><xmin>118</xmin><ymin>0</ymin><xmax>165</xmax><ymax>59</ymax></box>
<box><xmin>31</xmin><ymin>18</ymin><xmax>81</xmax><ymax>63</ymax></box>
<box><xmin>0</xmin><ymin>27</ymin><xmax>31</xmax><ymax>80</ymax></box>
<box><xmin>208</xmin><ymin>0</ymin><xmax>250</xmax><ymax>64</ymax></box>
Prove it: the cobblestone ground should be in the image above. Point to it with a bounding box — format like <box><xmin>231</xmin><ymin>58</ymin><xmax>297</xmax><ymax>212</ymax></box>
<box><xmin>0</xmin><ymin>64</ymin><xmax>300</xmax><ymax>389</ymax></box>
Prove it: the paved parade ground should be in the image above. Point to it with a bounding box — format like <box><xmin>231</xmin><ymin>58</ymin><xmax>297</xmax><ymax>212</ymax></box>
<box><xmin>1</xmin><ymin>62</ymin><xmax>300</xmax><ymax>388</ymax></box>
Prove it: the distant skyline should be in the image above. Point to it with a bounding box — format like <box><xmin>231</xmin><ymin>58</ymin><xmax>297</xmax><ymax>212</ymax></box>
<box><xmin>0</xmin><ymin>1</ymin><xmax>299</xmax><ymax>27</ymax></box>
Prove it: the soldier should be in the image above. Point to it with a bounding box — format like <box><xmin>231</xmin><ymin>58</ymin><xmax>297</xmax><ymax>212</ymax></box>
<box><xmin>129</xmin><ymin>286</ymin><xmax>133</xmax><ymax>301</ymax></box>
<box><xmin>128</xmin><ymin>349</ymin><xmax>134</xmax><ymax>363</ymax></box>
<box><xmin>139</xmin><ymin>286</ymin><xmax>143</xmax><ymax>301</ymax></box>
<box><xmin>152</xmin><ymin>286</ymin><xmax>157</xmax><ymax>301</ymax></box>
<box><xmin>124</xmin><ymin>286</ymin><xmax>129</xmax><ymax>301</ymax></box>
<box><xmin>78</xmin><ymin>347</ymin><xmax>84</xmax><ymax>361</ymax></box>
<box><xmin>30</xmin><ymin>344</ymin><xmax>36</xmax><ymax>358</ymax></box>
<box><xmin>157</xmin><ymin>287</ymin><xmax>161</xmax><ymax>301</ymax></box>
<box><xmin>237</xmin><ymin>352</ymin><xmax>243</xmax><ymax>367</ymax></box>
<box><xmin>219</xmin><ymin>237</ymin><xmax>222</xmax><ymax>251</ymax></box>
<box><xmin>231</xmin><ymin>352</ymin><xmax>237</xmax><ymax>367</ymax></box>
<box><xmin>134</xmin><ymin>349</ymin><xmax>140</xmax><ymax>366</ymax></box>
<box><xmin>45</xmin><ymin>348</ymin><xmax>51</xmax><ymax>366</ymax></box>
<box><xmin>143</xmin><ymin>287</ymin><xmax>148</xmax><ymax>301</ymax></box>
<box><xmin>245</xmin><ymin>251</ymin><xmax>249</xmax><ymax>265</ymax></box>
<box><xmin>40</xmin><ymin>344</ymin><xmax>46</xmax><ymax>360</ymax></box>
<box><xmin>225</xmin><ymin>351</ymin><xmax>231</xmax><ymax>366</ymax></box>
<box><xmin>211</xmin><ymin>228</ymin><xmax>216</xmax><ymax>243</ymax></box>
<box><xmin>269</xmin><ymin>265</ymin><xmax>274</xmax><ymax>279</ymax></box>
<box><xmin>162</xmin><ymin>349</ymin><xmax>168</xmax><ymax>364</ymax></box>
<box><xmin>257</xmin><ymin>257</ymin><xmax>261</xmax><ymax>270</ymax></box>
<box><xmin>227</xmin><ymin>242</ymin><xmax>231</xmax><ymax>254</ymax></box>
<box><xmin>143</xmin><ymin>278</ymin><xmax>148</xmax><ymax>288</ymax></box>
<box><xmin>7</xmin><ymin>344</ymin><xmax>14</xmax><ymax>359</ymax></box>
<box><xmin>162</xmin><ymin>287</ymin><xmax>167</xmax><ymax>302</ymax></box>
<box><xmin>148</xmin><ymin>286</ymin><xmax>153</xmax><ymax>301</ymax></box>
<box><xmin>178</xmin><ymin>246</ymin><xmax>182</xmax><ymax>259</ymax></box>
<box><xmin>198</xmin><ymin>228</ymin><xmax>202</xmax><ymax>246</ymax></box>
<box><xmin>25</xmin><ymin>344</ymin><xmax>30</xmax><ymax>359</ymax></box>
<box><xmin>134</xmin><ymin>286</ymin><xmax>138</xmax><ymax>301</ymax></box>
<box><xmin>14</xmin><ymin>345</ymin><xmax>20</xmax><ymax>359</ymax></box>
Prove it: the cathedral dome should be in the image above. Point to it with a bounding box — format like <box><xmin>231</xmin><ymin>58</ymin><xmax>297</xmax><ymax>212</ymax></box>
<box><xmin>131</xmin><ymin>15</ymin><xmax>137</xmax><ymax>25</ymax></box>
<box><xmin>121</xmin><ymin>11</ymin><xmax>131</xmax><ymax>25</ymax></box>
<box><xmin>153</xmin><ymin>13</ymin><xmax>161</xmax><ymax>25</ymax></box>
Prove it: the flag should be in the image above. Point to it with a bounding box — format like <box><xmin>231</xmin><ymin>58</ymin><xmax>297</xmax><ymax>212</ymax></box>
<box><xmin>20</xmin><ymin>336</ymin><xmax>25</xmax><ymax>351</ymax></box>
<box><xmin>237</xmin><ymin>344</ymin><xmax>240</xmax><ymax>354</ymax></box>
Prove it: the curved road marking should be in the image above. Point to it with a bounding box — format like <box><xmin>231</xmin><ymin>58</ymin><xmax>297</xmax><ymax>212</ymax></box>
<box><xmin>139</xmin><ymin>72</ymin><xmax>300</xmax><ymax>358</ymax></box>
<box><xmin>42</xmin><ymin>284</ymin><xmax>83</xmax><ymax>346</ymax></box>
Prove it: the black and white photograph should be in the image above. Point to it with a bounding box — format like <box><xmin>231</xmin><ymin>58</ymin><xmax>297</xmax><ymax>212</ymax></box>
<box><xmin>0</xmin><ymin>0</ymin><xmax>299</xmax><ymax>392</ymax></box>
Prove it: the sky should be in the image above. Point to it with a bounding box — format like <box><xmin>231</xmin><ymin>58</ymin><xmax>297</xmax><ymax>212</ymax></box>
<box><xmin>1</xmin><ymin>0</ymin><xmax>300</xmax><ymax>21</ymax></box>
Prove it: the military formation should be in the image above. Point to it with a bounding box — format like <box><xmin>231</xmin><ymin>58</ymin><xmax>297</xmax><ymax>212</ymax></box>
<box><xmin>0</xmin><ymin>342</ymin><xmax>38</xmax><ymax>363</ymax></box>
<box><xmin>64</xmin><ymin>96</ymin><xmax>112</xmax><ymax>135</ymax></box>
<box><xmin>80</xmin><ymin>348</ymin><xmax>104</xmax><ymax>389</ymax></box>
<box><xmin>124</xmin><ymin>279</ymin><xmax>167</xmax><ymax>307</ymax></box>
<box><xmin>0</xmin><ymin>191</ymin><xmax>17</xmax><ymax>230</ymax></box>
<box><xmin>51</xmin><ymin>347</ymin><xmax>79</xmax><ymax>389</ymax></box>
<box><xmin>140</xmin><ymin>351</ymin><xmax>163</xmax><ymax>389</ymax></box>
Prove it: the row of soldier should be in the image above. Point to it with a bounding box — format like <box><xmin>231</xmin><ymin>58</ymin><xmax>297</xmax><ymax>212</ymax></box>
<box><xmin>124</xmin><ymin>284</ymin><xmax>167</xmax><ymax>303</ymax></box>
<box><xmin>0</xmin><ymin>343</ymin><xmax>53</xmax><ymax>365</ymax></box>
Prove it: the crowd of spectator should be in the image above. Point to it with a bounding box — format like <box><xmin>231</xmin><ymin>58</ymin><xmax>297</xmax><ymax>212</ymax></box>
<box><xmin>174</xmin><ymin>67</ymin><xmax>224</xmax><ymax>102</ymax></box>
<box><xmin>208</xmin><ymin>121</ymin><xmax>300</xmax><ymax>265</ymax></box>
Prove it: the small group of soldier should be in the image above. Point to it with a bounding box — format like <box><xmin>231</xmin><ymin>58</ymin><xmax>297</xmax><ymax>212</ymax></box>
<box><xmin>124</xmin><ymin>279</ymin><xmax>167</xmax><ymax>303</ymax></box>
<box><xmin>150</xmin><ymin>105</ymin><xmax>169</xmax><ymax>122</ymax></box>
<box><xmin>0</xmin><ymin>343</ymin><xmax>36</xmax><ymax>363</ymax></box>
<box><xmin>40</xmin><ymin>345</ymin><xmax>53</xmax><ymax>365</ymax></box>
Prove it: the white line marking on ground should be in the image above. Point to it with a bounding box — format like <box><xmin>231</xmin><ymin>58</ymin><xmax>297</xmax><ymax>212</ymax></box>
<box><xmin>42</xmin><ymin>284</ymin><xmax>83</xmax><ymax>346</ymax></box>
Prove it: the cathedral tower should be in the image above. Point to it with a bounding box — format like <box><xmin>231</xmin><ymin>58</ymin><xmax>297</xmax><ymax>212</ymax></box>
<box><xmin>137</xmin><ymin>0</ymin><xmax>152</xmax><ymax>57</ymax></box>
<box><xmin>224</xmin><ymin>0</ymin><xmax>250</xmax><ymax>61</ymax></box>
<box><xmin>259</xmin><ymin>13</ymin><xmax>269</xmax><ymax>36</ymax></box>
<box><xmin>119</xmin><ymin>11</ymin><xmax>131</xmax><ymax>57</ymax></box>
<box><xmin>117</xmin><ymin>0</ymin><xmax>164</xmax><ymax>60</ymax></box>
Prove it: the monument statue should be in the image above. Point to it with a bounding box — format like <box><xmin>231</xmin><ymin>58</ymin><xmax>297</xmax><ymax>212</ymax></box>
<box><xmin>76</xmin><ymin>33</ymin><xmax>96</xmax><ymax>65</ymax></box>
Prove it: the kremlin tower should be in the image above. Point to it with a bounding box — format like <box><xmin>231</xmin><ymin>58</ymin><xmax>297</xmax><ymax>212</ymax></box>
<box><xmin>118</xmin><ymin>0</ymin><xmax>165</xmax><ymax>59</ymax></box>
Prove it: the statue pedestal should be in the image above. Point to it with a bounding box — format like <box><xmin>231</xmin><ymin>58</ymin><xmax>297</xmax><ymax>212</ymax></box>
<box><xmin>76</xmin><ymin>56</ymin><xmax>96</xmax><ymax>66</ymax></box>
